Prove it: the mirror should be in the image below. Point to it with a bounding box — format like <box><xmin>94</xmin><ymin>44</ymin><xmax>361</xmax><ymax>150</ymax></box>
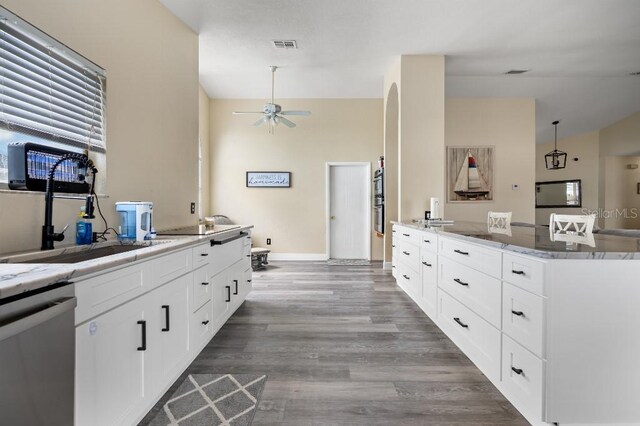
<box><xmin>536</xmin><ymin>179</ymin><xmax>582</xmax><ymax>208</ymax></box>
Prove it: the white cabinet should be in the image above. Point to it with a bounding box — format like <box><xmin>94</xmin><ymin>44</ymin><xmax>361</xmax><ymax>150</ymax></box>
<box><xmin>211</xmin><ymin>270</ymin><xmax>231</xmax><ymax>329</ymax></box>
<box><xmin>420</xmin><ymin>250</ymin><xmax>437</xmax><ymax>320</ymax></box>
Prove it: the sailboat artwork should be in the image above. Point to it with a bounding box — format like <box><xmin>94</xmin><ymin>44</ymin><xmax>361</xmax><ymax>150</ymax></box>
<box><xmin>448</xmin><ymin>147</ymin><xmax>494</xmax><ymax>202</ymax></box>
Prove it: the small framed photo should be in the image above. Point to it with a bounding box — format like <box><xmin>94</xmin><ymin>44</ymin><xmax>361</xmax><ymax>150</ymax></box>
<box><xmin>246</xmin><ymin>171</ymin><xmax>291</xmax><ymax>188</ymax></box>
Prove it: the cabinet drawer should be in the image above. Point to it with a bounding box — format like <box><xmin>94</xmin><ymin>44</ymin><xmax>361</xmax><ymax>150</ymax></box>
<box><xmin>395</xmin><ymin>225</ymin><xmax>421</xmax><ymax>245</ymax></box>
<box><xmin>243</xmin><ymin>232</ymin><xmax>252</xmax><ymax>246</ymax></box>
<box><xmin>151</xmin><ymin>248</ymin><xmax>193</xmax><ymax>287</ymax></box>
<box><xmin>420</xmin><ymin>233</ymin><xmax>438</xmax><ymax>254</ymax></box>
<box><xmin>210</xmin><ymin>236</ymin><xmax>244</xmax><ymax>277</ymax></box>
<box><xmin>397</xmin><ymin>261</ymin><xmax>420</xmax><ymax>298</ymax></box>
<box><xmin>421</xmin><ymin>251</ymin><xmax>438</xmax><ymax>319</ymax></box>
<box><xmin>438</xmin><ymin>256</ymin><xmax>502</xmax><ymax>328</ymax></box>
<box><xmin>503</xmin><ymin>253</ymin><xmax>545</xmax><ymax>296</ymax></box>
<box><xmin>192</xmin><ymin>243</ymin><xmax>211</xmax><ymax>268</ymax></box>
<box><xmin>439</xmin><ymin>237</ymin><xmax>502</xmax><ymax>279</ymax></box>
<box><xmin>503</xmin><ymin>282</ymin><xmax>544</xmax><ymax>358</ymax></box>
<box><xmin>192</xmin><ymin>265</ymin><xmax>211</xmax><ymax>312</ymax></box>
<box><xmin>191</xmin><ymin>300</ymin><xmax>214</xmax><ymax>350</ymax></box>
<box><xmin>397</xmin><ymin>239</ymin><xmax>420</xmax><ymax>273</ymax></box>
<box><xmin>438</xmin><ymin>290</ymin><xmax>501</xmax><ymax>382</ymax></box>
<box><xmin>501</xmin><ymin>334</ymin><xmax>544</xmax><ymax>420</ymax></box>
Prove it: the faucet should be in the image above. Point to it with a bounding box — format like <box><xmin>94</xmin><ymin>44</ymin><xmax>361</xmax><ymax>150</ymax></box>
<box><xmin>42</xmin><ymin>153</ymin><xmax>98</xmax><ymax>250</ymax></box>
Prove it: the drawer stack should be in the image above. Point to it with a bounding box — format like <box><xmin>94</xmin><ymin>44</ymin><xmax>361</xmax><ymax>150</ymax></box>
<box><xmin>395</xmin><ymin>225</ymin><xmax>422</xmax><ymax>299</ymax></box>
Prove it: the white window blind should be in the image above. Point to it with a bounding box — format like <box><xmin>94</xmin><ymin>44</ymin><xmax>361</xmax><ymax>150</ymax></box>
<box><xmin>0</xmin><ymin>8</ymin><xmax>106</xmax><ymax>152</ymax></box>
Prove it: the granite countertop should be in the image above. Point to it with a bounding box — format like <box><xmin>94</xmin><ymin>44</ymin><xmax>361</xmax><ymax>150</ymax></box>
<box><xmin>0</xmin><ymin>225</ymin><xmax>253</xmax><ymax>301</ymax></box>
<box><xmin>392</xmin><ymin>220</ymin><xmax>640</xmax><ymax>260</ymax></box>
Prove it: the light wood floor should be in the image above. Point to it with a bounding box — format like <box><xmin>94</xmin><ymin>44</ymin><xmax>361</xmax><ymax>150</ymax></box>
<box><xmin>140</xmin><ymin>261</ymin><xmax>528</xmax><ymax>425</ymax></box>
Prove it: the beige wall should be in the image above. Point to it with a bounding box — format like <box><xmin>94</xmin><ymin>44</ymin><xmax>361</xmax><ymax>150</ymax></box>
<box><xmin>535</xmin><ymin>131</ymin><xmax>600</xmax><ymax>225</ymax></box>
<box><xmin>0</xmin><ymin>0</ymin><xmax>199</xmax><ymax>253</ymax></box>
<box><xmin>209</xmin><ymin>99</ymin><xmax>384</xmax><ymax>259</ymax></box>
<box><xmin>199</xmin><ymin>86</ymin><xmax>211</xmax><ymax>218</ymax></box>
<box><xmin>603</xmin><ymin>156</ymin><xmax>640</xmax><ymax>229</ymax></box>
<box><xmin>600</xmin><ymin>112</ymin><xmax>640</xmax><ymax>157</ymax></box>
<box><xmin>445</xmin><ymin>98</ymin><xmax>536</xmax><ymax>224</ymax></box>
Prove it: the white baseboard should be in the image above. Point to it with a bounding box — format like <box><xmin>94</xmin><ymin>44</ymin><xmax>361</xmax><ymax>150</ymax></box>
<box><xmin>268</xmin><ymin>253</ymin><xmax>328</xmax><ymax>261</ymax></box>
<box><xmin>382</xmin><ymin>261</ymin><xmax>392</xmax><ymax>270</ymax></box>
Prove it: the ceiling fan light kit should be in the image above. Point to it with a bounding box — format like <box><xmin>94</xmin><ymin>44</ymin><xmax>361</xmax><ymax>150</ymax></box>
<box><xmin>232</xmin><ymin>65</ymin><xmax>311</xmax><ymax>134</ymax></box>
<box><xmin>545</xmin><ymin>120</ymin><xmax>567</xmax><ymax>170</ymax></box>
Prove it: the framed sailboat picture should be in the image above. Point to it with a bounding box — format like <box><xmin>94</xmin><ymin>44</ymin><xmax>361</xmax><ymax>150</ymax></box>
<box><xmin>447</xmin><ymin>146</ymin><xmax>494</xmax><ymax>202</ymax></box>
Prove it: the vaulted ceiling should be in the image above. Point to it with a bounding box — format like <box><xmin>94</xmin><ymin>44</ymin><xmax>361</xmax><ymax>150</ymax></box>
<box><xmin>160</xmin><ymin>0</ymin><xmax>640</xmax><ymax>143</ymax></box>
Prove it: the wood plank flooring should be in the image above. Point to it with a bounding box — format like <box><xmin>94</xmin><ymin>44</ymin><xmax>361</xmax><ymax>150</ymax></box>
<box><xmin>140</xmin><ymin>261</ymin><xmax>528</xmax><ymax>425</ymax></box>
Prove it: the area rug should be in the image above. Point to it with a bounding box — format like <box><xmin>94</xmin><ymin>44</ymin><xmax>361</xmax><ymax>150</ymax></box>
<box><xmin>148</xmin><ymin>374</ymin><xmax>267</xmax><ymax>426</ymax></box>
<box><xmin>327</xmin><ymin>258</ymin><xmax>371</xmax><ymax>266</ymax></box>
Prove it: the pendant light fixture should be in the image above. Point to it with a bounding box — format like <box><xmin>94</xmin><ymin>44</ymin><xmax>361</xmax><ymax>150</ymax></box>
<box><xmin>545</xmin><ymin>120</ymin><xmax>567</xmax><ymax>170</ymax></box>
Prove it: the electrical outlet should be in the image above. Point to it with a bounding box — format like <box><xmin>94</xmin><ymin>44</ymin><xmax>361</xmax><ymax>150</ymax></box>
<box><xmin>266</xmin><ymin>238</ymin><xmax>271</xmax><ymax>245</ymax></box>
<box><xmin>190</xmin><ymin>202</ymin><xmax>196</xmax><ymax>214</ymax></box>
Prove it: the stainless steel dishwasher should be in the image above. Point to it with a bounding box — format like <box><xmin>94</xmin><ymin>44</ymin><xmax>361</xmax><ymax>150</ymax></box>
<box><xmin>0</xmin><ymin>281</ymin><xmax>76</xmax><ymax>426</ymax></box>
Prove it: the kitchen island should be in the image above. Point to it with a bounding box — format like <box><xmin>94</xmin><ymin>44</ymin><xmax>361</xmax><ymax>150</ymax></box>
<box><xmin>392</xmin><ymin>221</ymin><xmax>640</xmax><ymax>426</ymax></box>
<box><xmin>0</xmin><ymin>225</ymin><xmax>253</xmax><ymax>426</ymax></box>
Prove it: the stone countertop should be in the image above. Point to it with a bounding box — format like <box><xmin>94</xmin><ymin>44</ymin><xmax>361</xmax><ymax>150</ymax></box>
<box><xmin>0</xmin><ymin>225</ymin><xmax>253</xmax><ymax>301</ymax></box>
<box><xmin>392</xmin><ymin>221</ymin><xmax>640</xmax><ymax>260</ymax></box>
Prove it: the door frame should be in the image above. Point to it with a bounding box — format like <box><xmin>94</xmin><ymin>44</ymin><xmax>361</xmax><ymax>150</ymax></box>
<box><xmin>325</xmin><ymin>162</ymin><xmax>372</xmax><ymax>260</ymax></box>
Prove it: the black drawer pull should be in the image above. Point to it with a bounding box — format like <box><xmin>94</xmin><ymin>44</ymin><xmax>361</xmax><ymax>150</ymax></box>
<box><xmin>453</xmin><ymin>278</ymin><xmax>469</xmax><ymax>286</ymax></box>
<box><xmin>201</xmin><ymin>282</ymin><xmax>209</xmax><ymax>286</ymax></box>
<box><xmin>246</xmin><ymin>254</ymin><xmax>251</xmax><ymax>257</ymax></box>
<box><xmin>200</xmin><ymin>253</ymin><xmax>209</xmax><ymax>257</ymax></box>
<box><xmin>392</xmin><ymin>244</ymin><xmax>396</xmax><ymax>248</ymax></box>
<box><xmin>423</xmin><ymin>239</ymin><xmax>431</xmax><ymax>243</ymax></box>
<box><xmin>225</xmin><ymin>286</ymin><xmax>231</xmax><ymax>302</ymax></box>
<box><xmin>137</xmin><ymin>320</ymin><xmax>147</xmax><ymax>351</ymax></box>
<box><xmin>161</xmin><ymin>305</ymin><xmax>170</xmax><ymax>332</ymax></box>
<box><xmin>202</xmin><ymin>320</ymin><xmax>210</xmax><ymax>325</ymax></box>
<box><xmin>391</xmin><ymin>265</ymin><xmax>396</xmax><ymax>268</ymax></box>
<box><xmin>453</xmin><ymin>317</ymin><xmax>469</xmax><ymax>328</ymax></box>
<box><xmin>402</xmin><ymin>233</ymin><xmax>410</xmax><ymax>237</ymax></box>
<box><xmin>422</xmin><ymin>261</ymin><xmax>432</xmax><ymax>267</ymax></box>
<box><xmin>511</xmin><ymin>367</ymin><xmax>524</xmax><ymax>375</ymax></box>
<box><xmin>454</xmin><ymin>249</ymin><xmax>469</xmax><ymax>256</ymax></box>
<box><xmin>247</xmin><ymin>279</ymin><xmax>252</xmax><ymax>283</ymax></box>
<box><xmin>512</xmin><ymin>270</ymin><xmax>525</xmax><ymax>275</ymax></box>
<box><xmin>392</xmin><ymin>230</ymin><xmax>396</xmax><ymax>233</ymax></box>
<box><xmin>402</xmin><ymin>251</ymin><xmax>410</xmax><ymax>256</ymax></box>
<box><xmin>402</xmin><ymin>274</ymin><xmax>410</xmax><ymax>280</ymax></box>
<box><xmin>233</xmin><ymin>279</ymin><xmax>238</xmax><ymax>295</ymax></box>
<box><xmin>511</xmin><ymin>310</ymin><xmax>525</xmax><ymax>317</ymax></box>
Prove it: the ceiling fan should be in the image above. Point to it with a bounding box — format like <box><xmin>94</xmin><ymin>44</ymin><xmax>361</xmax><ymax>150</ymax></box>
<box><xmin>232</xmin><ymin>66</ymin><xmax>311</xmax><ymax>133</ymax></box>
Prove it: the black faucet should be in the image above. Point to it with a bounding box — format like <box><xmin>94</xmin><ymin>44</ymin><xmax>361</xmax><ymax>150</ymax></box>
<box><xmin>42</xmin><ymin>153</ymin><xmax>98</xmax><ymax>250</ymax></box>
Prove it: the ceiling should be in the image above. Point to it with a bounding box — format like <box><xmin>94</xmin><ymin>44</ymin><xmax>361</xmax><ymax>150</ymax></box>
<box><xmin>159</xmin><ymin>0</ymin><xmax>640</xmax><ymax>143</ymax></box>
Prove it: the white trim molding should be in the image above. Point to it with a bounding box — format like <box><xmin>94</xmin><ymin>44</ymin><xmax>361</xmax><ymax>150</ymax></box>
<box><xmin>268</xmin><ymin>253</ymin><xmax>329</xmax><ymax>261</ymax></box>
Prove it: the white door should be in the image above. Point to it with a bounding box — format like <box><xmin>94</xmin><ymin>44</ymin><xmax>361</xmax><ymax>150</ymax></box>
<box><xmin>328</xmin><ymin>163</ymin><xmax>370</xmax><ymax>259</ymax></box>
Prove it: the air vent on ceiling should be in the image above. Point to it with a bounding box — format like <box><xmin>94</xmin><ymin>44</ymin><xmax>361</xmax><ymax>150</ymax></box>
<box><xmin>630</xmin><ymin>71</ymin><xmax>640</xmax><ymax>76</ymax></box>
<box><xmin>273</xmin><ymin>40</ymin><xmax>297</xmax><ymax>49</ymax></box>
<box><xmin>505</xmin><ymin>69</ymin><xmax>530</xmax><ymax>75</ymax></box>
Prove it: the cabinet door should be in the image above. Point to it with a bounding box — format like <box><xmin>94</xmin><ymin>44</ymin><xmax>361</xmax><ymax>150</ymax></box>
<box><xmin>76</xmin><ymin>296</ymin><xmax>151</xmax><ymax>426</ymax></box>
<box><xmin>420</xmin><ymin>251</ymin><xmax>438</xmax><ymax>320</ymax></box>
<box><xmin>156</xmin><ymin>273</ymin><xmax>191</xmax><ymax>384</ymax></box>
<box><xmin>241</xmin><ymin>265</ymin><xmax>252</xmax><ymax>301</ymax></box>
<box><xmin>211</xmin><ymin>270</ymin><xmax>230</xmax><ymax>329</ymax></box>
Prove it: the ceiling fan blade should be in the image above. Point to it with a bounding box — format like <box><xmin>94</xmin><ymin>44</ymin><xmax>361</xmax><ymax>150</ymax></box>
<box><xmin>232</xmin><ymin>111</ymin><xmax>264</xmax><ymax>115</ymax></box>
<box><xmin>277</xmin><ymin>116</ymin><xmax>296</xmax><ymax>128</ymax></box>
<box><xmin>253</xmin><ymin>116</ymin><xmax>268</xmax><ymax>126</ymax></box>
<box><xmin>280</xmin><ymin>110</ymin><xmax>311</xmax><ymax>116</ymax></box>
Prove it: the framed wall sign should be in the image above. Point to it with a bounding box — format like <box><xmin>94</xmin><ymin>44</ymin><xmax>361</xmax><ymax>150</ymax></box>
<box><xmin>246</xmin><ymin>171</ymin><xmax>291</xmax><ymax>188</ymax></box>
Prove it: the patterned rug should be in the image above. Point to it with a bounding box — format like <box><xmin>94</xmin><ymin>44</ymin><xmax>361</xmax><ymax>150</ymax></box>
<box><xmin>148</xmin><ymin>374</ymin><xmax>267</xmax><ymax>426</ymax></box>
<box><xmin>327</xmin><ymin>258</ymin><xmax>371</xmax><ymax>266</ymax></box>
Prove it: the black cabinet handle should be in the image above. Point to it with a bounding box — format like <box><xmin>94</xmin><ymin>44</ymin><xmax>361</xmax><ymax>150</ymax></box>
<box><xmin>201</xmin><ymin>282</ymin><xmax>209</xmax><ymax>286</ymax></box>
<box><xmin>137</xmin><ymin>320</ymin><xmax>147</xmax><ymax>351</ymax></box>
<box><xmin>225</xmin><ymin>286</ymin><xmax>231</xmax><ymax>302</ymax></box>
<box><xmin>403</xmin><ymin>233</ymin><xmax>410</xmax><ymax>237</ymax></box>
<box><xmin>233</xmin><ymin>279</ymin><xmax>238</xmax><ymax>295</ymax></box>
<box><xmin>392</xmin><ymin>244</ymin><xmax>396</xmax><ymax>248</ymax></box>
<box><xmin>453</xmin><ymin>317</ymin><xmax>469</xmax><ymax>328</ymax></box>
<box><xmin>247</xmin><ymin>279</ymin><xmax>252</xmax><ymax>283</ymax></box>
<box><xmin>453</xmin><ymin>278</ymin><xmax>469</xmax><ymax>287</ymax></box>
<box><xmin>422</xmin><ymin>261</ymin><xmax>432</xmax><ymax>267</ymax></box>
<box><xmin>402</xmin><ymin>251</ymin><xmax>410</xmax><ymax>256</ymax></box>
<box><xmin>161</xmin><ymin>305</ymin><xmax>170</xmax><ymax>332</ymax></box>
<box><xmin>202</xmin><ymin>320</ymin><xmax>210</xmax><ymax>325</ymax></box>
<box><xmin>402</xmin><ymin>274</ymin><xmax>410</xmax><ymax>280</ymax></box>
<box><xmin>454</xmin><ymin>249</ymin><xmax>469</xmax><ymax>256</ymax></box>
<box><xmin>200</xmin><ymin>253</ymin><xmax>209</xmax><ymax>257</ymax></box>
<box><xmin>391</xmin><ymin>265</ymin><xmax>396</xmax><ymax>268</ymax></box>
<box><xmin>392</xmin><ymin>230</ymin><xmax>396</xmax><ymax>233</ymax></box>
<box><xmin>423</xmin><ymin>239</ymin><xmax>431</xmax><ymax>243</ymax></box>
<box><xmin>511</xmin><ymin>367</ymin><xmax>524</xmax><ymax>375</ymax></box>
<box><xmin>511</xmin><ymin>310</ymin><xmax>525</xmax><ymax>317</ymax></box>
<box><xmin>512</xmin><ymin>270</ymin><xmax>525</xmax><ymax>275</ymax></box>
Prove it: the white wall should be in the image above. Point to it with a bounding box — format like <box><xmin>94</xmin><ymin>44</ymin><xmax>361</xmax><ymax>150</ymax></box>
<box><xmin>209</xmin><ymin>98</ymin><xmax>383</xmax><ymax>259</ymax></box>
<box><xmin>0</xmin><ymin>0</ymin><xmax>199</xmax><ymax>253</ymax></box>
<box><xmin>445</xmin><ymin>98</ymin><xmax>536</xmax><ymax>224</ymax></box>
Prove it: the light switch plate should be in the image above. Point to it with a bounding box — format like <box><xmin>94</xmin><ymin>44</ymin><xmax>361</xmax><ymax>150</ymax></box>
<box><xmin>190</xmin><ymin>202</ymin><xmax>196</xmax><ymax>214</ymax></box>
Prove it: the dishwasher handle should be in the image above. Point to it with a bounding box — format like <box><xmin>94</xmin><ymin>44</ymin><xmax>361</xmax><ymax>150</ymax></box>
<box><xmin>0</xmin><ymin>297</ymin><xmax>77</xmax><ymax>343</ymax></box>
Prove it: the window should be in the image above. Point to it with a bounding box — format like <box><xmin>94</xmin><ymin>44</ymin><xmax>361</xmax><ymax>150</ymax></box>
<box><xmin>0</xmin><ymin>6</ymin><xmax>106</xmax><ymax>187</ymax></box>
